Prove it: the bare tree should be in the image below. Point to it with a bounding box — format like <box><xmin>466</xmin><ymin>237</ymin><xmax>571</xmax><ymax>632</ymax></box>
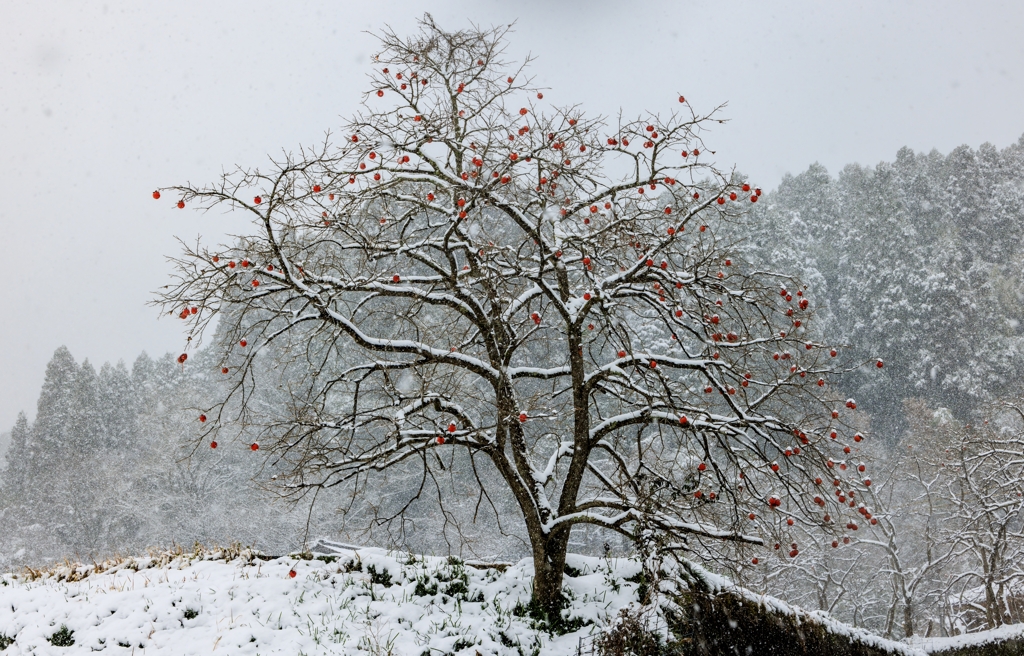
<box><xmin>856</xmin><ymin>430</ymin><xmax>965</xmax><ymax>639</ymax></box>
<box><xmin>156</xmin><ymin>16</ymin><xmax>866</xmax><ymax>619</ymax></box>
<box><xmin>845</xmin><ymin>399</ymin><xmax>1024</xmax><ymax>637</ymax></box>
<box><xmin>941</xmin><ymin>404</ymin><xmax>1024</xmax><ymax>630</ymax></box>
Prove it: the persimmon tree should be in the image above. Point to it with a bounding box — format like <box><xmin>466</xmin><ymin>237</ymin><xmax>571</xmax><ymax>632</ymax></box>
<box><xmin>157</xmin><ymin>16</ymin><xmax>870</xmax><ymax>619</ymax></box>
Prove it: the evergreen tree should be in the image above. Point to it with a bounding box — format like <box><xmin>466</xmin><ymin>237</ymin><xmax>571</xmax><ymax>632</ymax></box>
<box><xmin>2</xmin><ymin>412</ymin><xmax>33</xmax><ymax>488</ymax></box>
<box><xmin>32</xmin><ymin>346</ymin><xmax>80</xmax><ymax>460</ymax></box>
<box><xmin>746</xmin><ymin>138</ymin><xmax>1024</xmax><ymax>436</ymax></box>
<box><xmin>99</xmin><ymin>361</ymin><xmax>140</xmax><ymax>451</ymax></box>
<box><xmin>72</xmin><ymin>359</ymin><xmax>104</xmax><ymax>454</ymax></box>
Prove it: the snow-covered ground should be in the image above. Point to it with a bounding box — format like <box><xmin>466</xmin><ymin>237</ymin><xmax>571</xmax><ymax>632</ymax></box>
<box><xmin>0</xmin><ymin>544</ymin><xmax>641</xmax><ymax>655</ymax></box>
<box><xmin>1</xmin><ymin>542</ymin><xmax>1016</xmax><ymax>655</ymax></box>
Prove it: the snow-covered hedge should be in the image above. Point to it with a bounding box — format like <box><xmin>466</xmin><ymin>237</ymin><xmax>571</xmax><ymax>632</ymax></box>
<box><xmin>648</xmin><ymin>559</ymin><xmax>924</xmax><ymax>656</ymax></box>
<box><xmin>910</xmin><ymin>623</ymin><xmax>1024</xmax><ymax>656</ymax></box>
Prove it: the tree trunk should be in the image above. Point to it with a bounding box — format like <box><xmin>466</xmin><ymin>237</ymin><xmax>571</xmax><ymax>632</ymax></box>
<box><xmin>883</xmin><ymin>591</ymin><xmax>896</xmax><ymax>638</ymax></box>
<box><xmin>903</xmin><ymin>599</ymin><xmax>915</xmax><ymax>638</ymax></box>
<box><xmin>530</xmin><ymin>529</ymin><xmax>571</xmax><ymax>621</ymax></box>
<box><xmin>985</xmin><ymin>577</ymin><xmax>999</xmax><ymax>629</ymax></box>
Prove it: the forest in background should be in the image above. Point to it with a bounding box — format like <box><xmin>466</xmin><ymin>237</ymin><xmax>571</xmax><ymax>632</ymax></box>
<box><xmin>728</xmin><ymin>136</ymin><xmax>1024</xmax><ymax>637</ymax></box>
<box><xmin>3</xmin><ymin>136</ymin><xmax>1024</xmax><ymax>640</ymax></box>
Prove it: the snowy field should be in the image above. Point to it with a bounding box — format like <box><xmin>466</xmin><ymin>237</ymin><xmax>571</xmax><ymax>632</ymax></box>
<box><xmin>0</xmin><ymin>544</ymin><xmax>642</xmax><ymax>655</ymax></box>
<box><xmin>1</xmin><ymin>543</ymin><xmax>1015</xmax><ymax>655</ymax></box>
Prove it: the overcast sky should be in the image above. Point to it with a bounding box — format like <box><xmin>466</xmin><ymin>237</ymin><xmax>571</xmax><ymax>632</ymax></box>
<box><xmin>2</xmin><ymin>0</ymin><xmax>1022</xmax><ymax>431</ymax></box>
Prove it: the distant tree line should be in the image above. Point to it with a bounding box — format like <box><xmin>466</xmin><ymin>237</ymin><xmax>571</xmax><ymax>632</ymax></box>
<box><xmin>722</xmin><ymin>136</ymin><xmax>1024</xmax><ymax>638</ymax></box>
<box><xmin>0</xmin><ymin>343</ymin><xmax>531</xmax><ymax>570</ymax></box>
<box><xmin>0</xmin><ymin>346</ymin><xmax>339</xmax><ymax>570</ymax></box>
<box><xmin>736</xmin><ymin>137</ymin><xmax>1024</xmax><ymax>438</ymax></box>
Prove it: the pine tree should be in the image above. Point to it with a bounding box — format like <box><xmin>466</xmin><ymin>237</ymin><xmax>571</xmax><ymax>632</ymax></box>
<box><xmin>99</xmin><ymin>361</ymin><xmax>140</xmax><ymax>451</ymax></box>
<box><xmin>33</xmin><ymin>346</ymin><xmax>80</xmax><ymax>459</ymax></box>
<box><xmin>72</xmin><ymin>359</ymin><xmax>104</xmax><ymax>454</ymax></box>
<box><xmin>747</xmin><ymin>139</ymin><xmax>1024</xmax><ymax>436</ymax></box>
<box><xmin>2</xmin><ymin>412</ymin><xmax>32</xmax><ymax>485</ymax></box>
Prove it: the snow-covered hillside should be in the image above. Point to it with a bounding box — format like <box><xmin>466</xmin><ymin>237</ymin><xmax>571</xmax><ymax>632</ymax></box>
<box><xmin>0</xmin><ymin>544</ymin><xmax>643</xmax><ymax>655</ymax></box>
<box><xmin>4</xmin><ymin>542</ymin><xmax>1014</xmax><ymax>656</ymax></box>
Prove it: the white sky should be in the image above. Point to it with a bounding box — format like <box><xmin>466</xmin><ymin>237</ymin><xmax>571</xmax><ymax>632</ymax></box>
<box><xmin>2</xmin><ymin>0</ymin><xmax>1023</xmax><ymax>430</ymax></box>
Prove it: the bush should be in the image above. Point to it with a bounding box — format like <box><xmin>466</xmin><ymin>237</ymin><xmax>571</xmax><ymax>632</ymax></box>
<box><xmin>0</xmin><ymin>633</ymin><xmax>13</xmax><ymax>650</ymax></box>
<box><xmin>413</xmin><ymin>575</ymin><xmax>438</xmax><ymax>597</ymax></box>
<box><xmin>47</xmin><ymin>625</ymin><xmax>75</xmax><ymax>647</ymax></box>
<box><xmin>596</xmin><ymin>608</ymin><xmax>676</xmax><ymax>656</ymax></box>
<box><xmin>366</xmin><ymin>564</ymin><xmax>392</xmax><ymax>587</ymax></box>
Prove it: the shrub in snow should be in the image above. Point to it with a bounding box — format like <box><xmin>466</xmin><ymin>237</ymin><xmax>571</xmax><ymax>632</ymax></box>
<box><xmin>46</xmin><ymin>624</ymin><xmax>74</xmax><ymax>647</ymax></box>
